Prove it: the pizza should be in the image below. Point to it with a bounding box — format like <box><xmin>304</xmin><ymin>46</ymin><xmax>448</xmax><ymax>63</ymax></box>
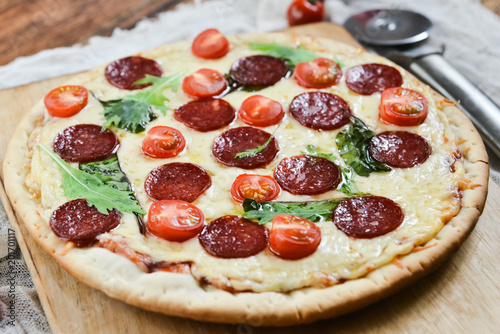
<box><xmin>3</xmin><ymin>29</ymin><xmax>489</xmax><ymax>326</ymax></box>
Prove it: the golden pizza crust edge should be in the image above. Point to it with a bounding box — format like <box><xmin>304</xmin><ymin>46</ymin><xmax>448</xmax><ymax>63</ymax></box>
<box><xmin>2</xmin><ymin>32</ymin><xmax>490</xmax><ymax>327</ymax></box>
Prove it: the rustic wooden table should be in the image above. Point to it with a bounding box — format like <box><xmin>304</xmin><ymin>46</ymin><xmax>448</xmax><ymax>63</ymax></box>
<box><xmin>1</xmin><ymin>0</ymin><xmax>499</xmax><ymax>66</ymax></box>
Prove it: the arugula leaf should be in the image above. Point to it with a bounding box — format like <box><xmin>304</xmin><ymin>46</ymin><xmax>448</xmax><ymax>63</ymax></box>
<box><xmin>249</xmin><ymin>42</ymin><xmax>318</xmax><ymax>68</ymax></box>
<box><xmin>335</xmin><ymin>113</ymin><xmax>391</xmax><ymax>177</ymax></box>
<box><xmin>39</xmin><ymin>144</ymin><xmax>146</xmax><ymax>215</ymax></box>
<box><xmin>242</xmin><ymin>198</ymin><xmax>343</xmax><ymax>224</ymax></box>
<box><xmin>100</xmin><ymin>72</ymin><xmax>184</xmax><ymax>133</ymax></box>
<box><xmin>302</xmin><ymin>145</ymin><xmax>367</xmax><ymax>196</ymax></box>
<box><xmin>79</xmin><ymin>156</ymin><xmax>146</xmax><ymax>233</ymax></box>
<box><xmin>235</xmin><ymin>135</ymin><xmax>274</xmax><ymax>159</ymax></box>
<box><xmin>79</xmin><ymin>156</ymin><xmax>131</xmax><ymax>192</ymax></box>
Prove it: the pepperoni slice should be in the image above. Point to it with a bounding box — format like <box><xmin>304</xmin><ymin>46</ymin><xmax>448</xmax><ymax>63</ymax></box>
<box><xmin>104</xmin><ymin>56</ymin><xmax>163</xmax><ymax>90</ymax></box>
<box><xmin>230</xmin><ymin>55</ymin><xmax>289</xmax><ymax>87</ymax></box>
<box><xmin>346</xmin><ymin>63</ymin><xmax>403</xmax><ymax>95</ymax></box>
<box><xmin>289</xmin><ymin>92</ymin><xmax>351</xmax><ymax>131</ymax></box>
<box><xmin>333</xmin><ymin>196</ymin><xmax>404</xmax><ymax>238</ymax></box>
<box><xmin>199</xmin><ymin>215</ymin><xmax>268</xmax><ymax>258</ymax></box>
<box><xmin>53</xmin><ymin>124</ymin><xmax>119</xmax><ymax>163</ymax></box>
<box><xmin>144</xmin><ymin>163</ymin><xmax>211</xmax><ymax>202</ymax></box>
<box><xmin>274</xmin><ymin>155</ymin><xmax>341</xmax><ymax>195</ymax></box>
<box><xmin>49</xmin><ymin>199</ymin><xmax>121</xmax><ymax>246</ymax></box>
<box><xmin>369</xmin><ymin>131</ymin><xmax>432</xmax><ymax>168</ymax></box>
<box><xmin>174</xmin><ymin>98</ymin><xmax>235</xmax><ymax>132</ymax></box>
<box><xmin>212</xmin><ymin>127</ymin><xmax>279</xmax><ymax>169</ymax></box>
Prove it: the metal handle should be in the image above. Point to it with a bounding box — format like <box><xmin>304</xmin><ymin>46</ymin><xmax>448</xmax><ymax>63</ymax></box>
<box><xmin>409</xmin><ymin>54</ymin><xmax>500</xmax><ymax>157</ymax></box>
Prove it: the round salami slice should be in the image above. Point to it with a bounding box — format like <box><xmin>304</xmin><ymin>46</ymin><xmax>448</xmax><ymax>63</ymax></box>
<box><xmin>144</xmin><ymin>163</ymin><xmax>211</xmax><ymax>202</ymax></box>
<box><xmin>346</xmin><ymin>63</ymin><xmax>403</xmax><ymax>95</ymax></box>
<box><xmin>333</xmin><ymin>196</ymin><xmax>404</xmax><ymax>239</ymax></box>
<box><xmin>53</xmin><ymin>124</ymin><xmax>119</xmax><ymax>163</ymax></box>
<box><xmin>49</xmin><ymin>199</ymin><xmax>121</xmax><ymax>247</ymax></box>
<box><xmin>274</xmin><ymin>155</ymin><xmax>341</xmax><ymax>195</ymax></box>
<box><xmin>174</xmin><ymin>98</ymin><xmax>235</xmax><ymax>132</ymax></box>
<box><xmin>230</xmin><ymin>55</ymin><xmax>289</xmax><ymax>87</ymax></box>
<box><xmin>104</xmin><ymin>56</ymin><xmax>163</xmax><ymax>90</ymax></box>
<box><xmin>369</xmin><ymin>131</ymin><xmax>432</xmax><ymax>168</ymax></box>
<box><xmin>212</xmin><ymin>127</ymin><xmax>279</xmax><ymax>169</ymax></box>
<box><xmin>289</xmin><ymin>92</ymin><xmax>351</xmax><ymax>130</ymax></box>
<box><xmin>199</xmin><ymin>215</ymin><xmax>269</xmax><ymax>258</ymax></box>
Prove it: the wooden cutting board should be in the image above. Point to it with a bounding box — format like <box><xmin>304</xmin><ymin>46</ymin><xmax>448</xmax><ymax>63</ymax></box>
<box><xmin>1</xmin><ymin>22</ymin><xmax>499</xmax><ymax>333</ymax></box>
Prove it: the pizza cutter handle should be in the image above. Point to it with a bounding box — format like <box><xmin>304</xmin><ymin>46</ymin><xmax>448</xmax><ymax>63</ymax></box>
<box><xmin>409</xmin><ymin>54</ymin><xmax>500</xmax><ymax>157</ymax></box>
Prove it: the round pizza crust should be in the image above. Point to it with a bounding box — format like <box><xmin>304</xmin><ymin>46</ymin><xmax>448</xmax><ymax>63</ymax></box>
<box><xmin>3</xmin><ymin>32</ymin><xmax>489</xmax><ymax>326</ymax></box>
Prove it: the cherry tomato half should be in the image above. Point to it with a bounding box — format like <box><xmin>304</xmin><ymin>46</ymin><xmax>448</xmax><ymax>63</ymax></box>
<box><xmin>269</xmin><ymin>214</ymin><xmax>321</xmax><ymax>259</ymax></box>
<box><xmin>191</xmin><ymin>29</ymin><xmax>230</xmax><ymax>59</ymax></box>
<box><xmin>44</xmin><ymin>85</ymin><xmax>88</xmax><ymax>118</ymax></box>
<box><xmin>231</xmin><ymin>174</ymin><xmax>281</xmax><ymax>203</ymax></box>
<box><xmin>379</xmin><ymin>87</ymin><xmax>429</xmax><ymax>126</ymax></box>
<box><xmin>142</xmin><ymin>126</ymin><xmax>186</xmax><ymax>158</ymax></box>
<box><xmin>238</xmin><ymin>95</ymin><xmax>284</xmax><ymax>127</ymax></box>
<box><xmin>287</xmin><ymin>0</ymin><xmax>325</xmax><ymax>27</ymax></box>
<box><xmin>147</xmin><ymin>200</ymin><xmax>205</xmax><ymax>242</ymax></box>
<box><xmin>294</xmin><ymin>58</ymin><xmax>342</xmax><ymax>89</ymax></box>
<box><xmin>182</xmin><ymin>69</ymin><xmax>227</xmax><ymax>99</ymax></box>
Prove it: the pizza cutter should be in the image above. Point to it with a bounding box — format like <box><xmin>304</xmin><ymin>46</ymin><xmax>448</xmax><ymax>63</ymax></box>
<box><xmin>344</xmin><ymin>9</ymin><xmax>500</xmax><ymax>157</ymax></box>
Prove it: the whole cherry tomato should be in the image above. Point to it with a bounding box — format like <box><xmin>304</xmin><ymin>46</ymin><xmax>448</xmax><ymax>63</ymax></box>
<box><xmin>287</xmin><ymin>0</ymin><xmax>325</xmax><ymax>27</ymax></box>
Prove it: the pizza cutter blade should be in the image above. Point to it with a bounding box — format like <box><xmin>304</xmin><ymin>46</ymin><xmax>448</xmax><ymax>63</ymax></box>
<box><xmin>344</xmin><ymin>9</ymin><xmax>500</xmax><ymax>158</ymax></box>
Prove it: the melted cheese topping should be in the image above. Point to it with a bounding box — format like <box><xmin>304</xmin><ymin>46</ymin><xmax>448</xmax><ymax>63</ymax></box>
<box><xmin>26</xmin><ymin>35</ymin><xmax>464</xmax><ymax>292</ymax></box>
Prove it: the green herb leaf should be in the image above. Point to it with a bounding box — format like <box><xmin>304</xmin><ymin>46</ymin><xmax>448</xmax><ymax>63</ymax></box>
<box><xmin>79</xmin><ymin>156</ymin><xmax>146</xmax><ymax>233</ymax></box>
<box><xmin>249</xmin><ymin>42</ymin><xmax>318</xmax><ymax>68</ymax></box>
<box><xmin>335</xmin><ymin>113</ymin><xmax>391</xmax><ymax>177</ymax></box>
<box><xmin>242</xmin><ymin>198</ymin><xmax>343</xmax><ymax>224</ymax></box>
<box><xmin>302</xmin><ymin>145</ymin><xmax>367</xmax><ymax>196</ymax></box>
<box><xmin>100</xmin><ymin>72</ymin><xmax>184</xmax><ymax>133</ymax></box>
<box><xmin>39</xmin><ymin>144</ymin><xmax>146</xmax><ymax>215</ymax></box>
<box><xmin>79</xmin><ymin>156</ymin><xmax>133</xmax><ymax>193</ymax></box>
<box><xmin>234</xmin><ymin>135</ymin><xmax>274</xmax><ymax>159</ymax></box>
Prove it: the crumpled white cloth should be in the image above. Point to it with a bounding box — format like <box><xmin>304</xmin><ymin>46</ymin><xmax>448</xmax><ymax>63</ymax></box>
<box><xmin>0</xmin><ymin>0</ymin><xmax>499</xmax><ymax>332</ymax></box>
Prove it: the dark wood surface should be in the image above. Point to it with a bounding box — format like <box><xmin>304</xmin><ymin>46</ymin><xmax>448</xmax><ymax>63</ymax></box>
<box><xmin>0</xmin><ymin>0</ymin><xmax>499</xmax><ymax>66</ymax></box>
<box><xmin>0</xmin><ymin>0</ymin><xmax>184</xmax><ymax>66</ymax></box>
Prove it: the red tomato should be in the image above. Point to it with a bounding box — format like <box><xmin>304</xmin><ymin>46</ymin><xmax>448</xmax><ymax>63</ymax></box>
<box><xmin>147</xmin><ymin>200</ymin><xmax>205</xmax><ymax>242</ymax></box>
<box><xmin>231</xmin><ymin>174</ymin><xmax>280</xmax><ymax>203</ymax></box>
<box><xmin>287</xmin><ymin>0</ymin><xmax>325</xmax><ymax>27</ymax></box>
<box><xmin>379</xmin><ymin>87</ymin><xmax>429</xmax><ymax>126</ymax></box>
<box><xmin>269</xmin><ymin>214</ymin><xmax>321</xmax><ymax>259</ymax></box>
<box><xmin>294</xmin><ymin>58</ymin><xmax>342</xmax><ymax>89</ymax></box>
<box><xmin>142</xmin><ymin>126</ymin><xmax>186</xmax><ymax>158</ymax></box>
<box><xmin>191</xmin><ymin>29</ymin><xmax>230</xmax><ymax>59</ymax></box>
<box><xmin>44</xmin><ymin>85</ymin><xmax>88</xmax><ymax>117</ymax></box>
<box><xmin>238</xmin><ymin>95</ymin><xmax>284</xmax><ymax>127</ymax></box>
<box><xmin>182</xmin><ymin>69</ymin><xmax>227</xmax><ymax>98</ymax></box>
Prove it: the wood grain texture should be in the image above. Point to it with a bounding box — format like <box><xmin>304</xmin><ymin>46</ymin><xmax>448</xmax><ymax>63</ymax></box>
<box><xmin>0</xmin><ymin>23</ymin><xmax>499</xmax><ymax>333</ymax></box>
<box><xmin>0</xmin><ymin>0</ymin><xmax>184</xmax><ymax>66</ymax></box>
<box><xmin>0</xmin><ymin>0</ymin><xmax>498</xmax><ymax>66</ymax></box>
